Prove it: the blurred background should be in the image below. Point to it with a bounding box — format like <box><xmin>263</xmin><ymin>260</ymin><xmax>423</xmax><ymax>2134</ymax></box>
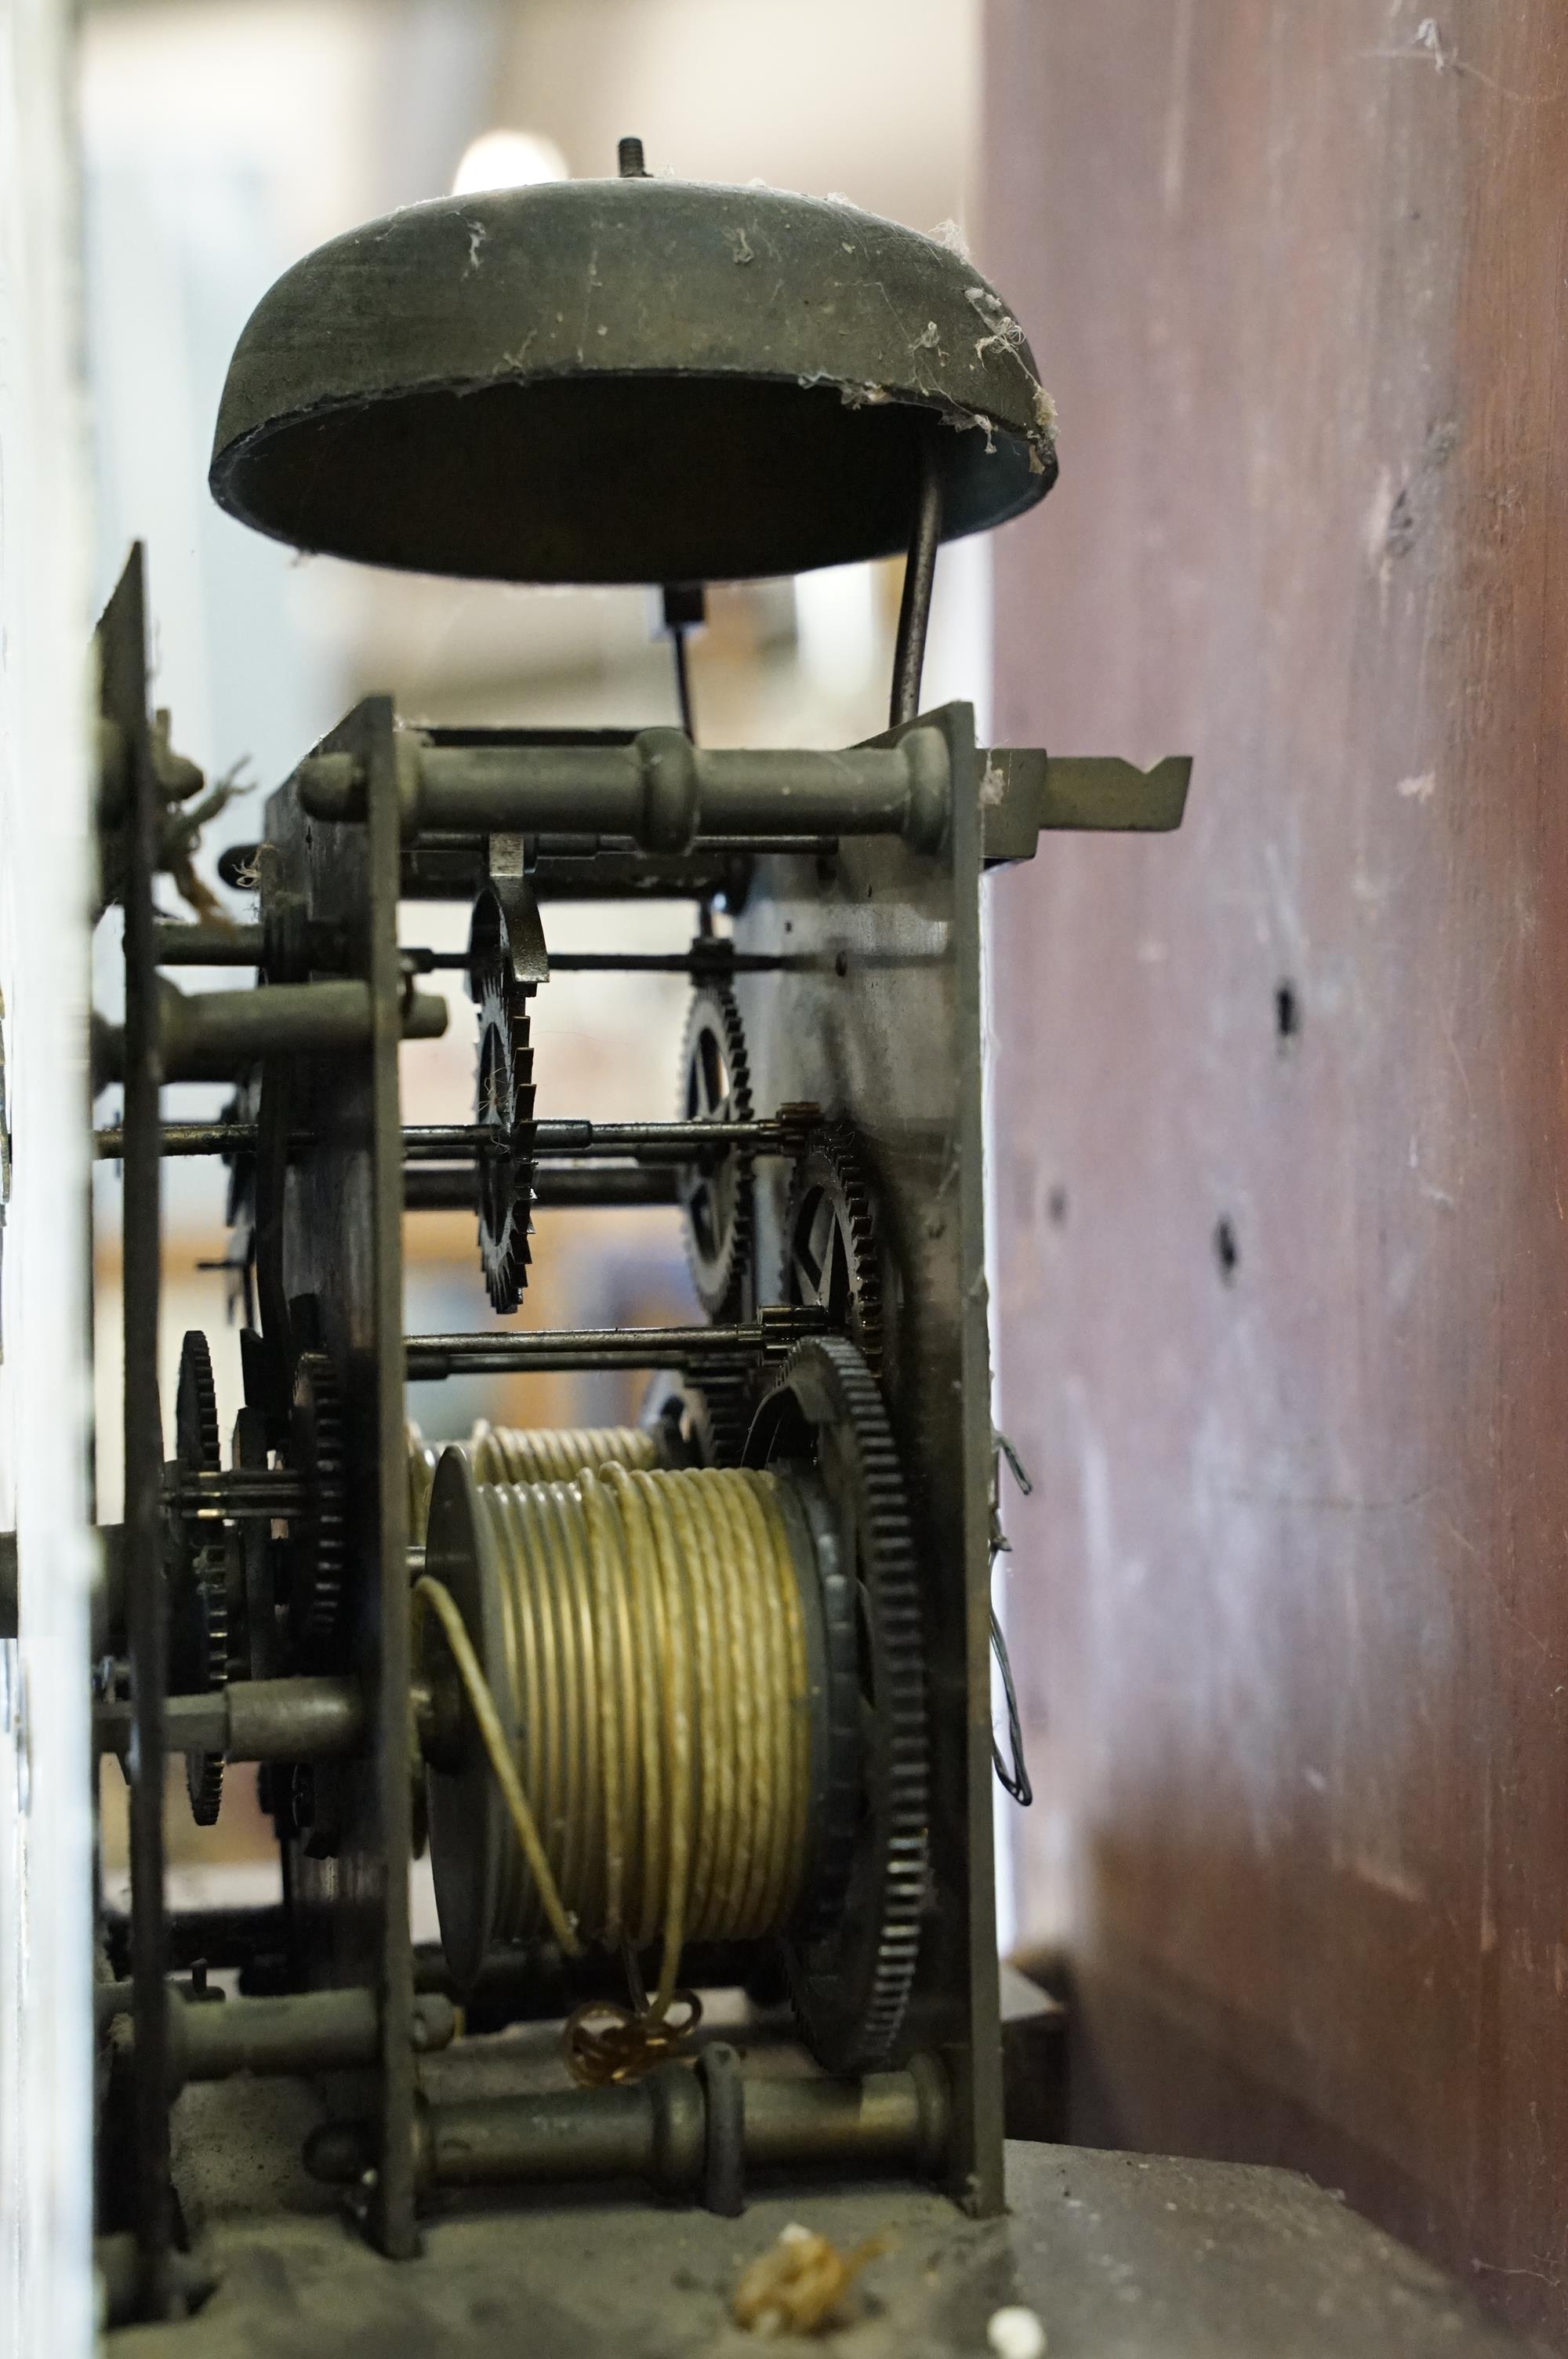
<box><xmin>83</xmin><ymin>0</ymin><xmax>998</xmax><ymax>1896</ymax></box>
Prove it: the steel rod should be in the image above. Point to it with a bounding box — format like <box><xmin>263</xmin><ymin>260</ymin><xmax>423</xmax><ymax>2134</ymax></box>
<box><xmin>405</xmin><ymin>1118</ymin><xmax>789</xmax><ymax>1159</ymax></box>
<box><xmin>95</xmin><ymin>1121</ymin><xmax>263</xmax><ymax>1159</ymax></box>
<box><xmin>298</xmin><ymin>730</ymin><xmax>947</xmax><ymax>853</ymax></box>
<box><xmin>306</xmin><ymin>2056</ymin><xmax>949</xmax><ymax>2197</ymax></box>
<box><xmin>181</xmin><ymin>1987</ymin><xmax>454</xmax><ymax>2085</ymax></box>
<box><xmin>412</xmin><ymin>947</ymin><xmax>783</xmax><ymax>974</ymax></box>
<box><xmin>97</xmin><ymin>1114</ymin><xmax>803</xmax><ymax>1162</ymax></box>
<box><xmin>96</xmin><ymin>1981</ymin><xmax>456</xmax><ymax>2086</ymax></box>
<box><xmin>94</xmin><ymin>980</ymin><xmax>448</xmax><ymax>1087</ymax></box>
<box><xmin>173</xmin><ymin>1470</ymin><xmax>309</xmax><ymax>1516</ymax></box>
<box><xmin>155</xmin><ymin>931</ymin><xmax>786</xmax><ymax>980</ymax></box>
<box><xmin>405</xmin><ymin>1309</ymin><xmax>817</xmax><ymax>1380</ymax></box>
<box><xmin>95</xmin><ymin>1677</ymin><xmax>370</xmax><ymax>1764</ymax></box>
<box><xmin>152</xmin><ymin>921</ymin><xmax>263</xmax><ymax>965</ymax></box>
<box><xmin>671</xmin><ymin>620</ymin><xmax>696</xmax><ymax>740</ymax></box>
<box><xmin>890</xmin><ymin>417</ymin><xmax>945</xmax><ymax>728</ymax></box>
<box><xmin>553</xmin><ymin>948</ymin><xmax>783</xmax><ymax>971</ymax></box>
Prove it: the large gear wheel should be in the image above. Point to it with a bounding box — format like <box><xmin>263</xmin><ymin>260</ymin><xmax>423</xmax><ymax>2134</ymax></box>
<box><xmin>745</xmin><ymin>1335</ymin><xmax>928</xmax><ymax>2074</ymax></box>
<box><xmin>781</xmin><ymin>1123</ymin><xmax>885</xmax><ymax>1375</ymax></box>
<box><xmin>677</xmin><ymin>983</ymin><xmax>754</xmax><ymax>1320</ymax></box>
<box><xmin>286</xmin><ymin>1352</ymin><xmax>347</xmax><ymax>1664</ymax></box>
<box><xmin>474</xmin><ymin>954</ymin><xmax>537</xmax><ymax>1315</ymax></box>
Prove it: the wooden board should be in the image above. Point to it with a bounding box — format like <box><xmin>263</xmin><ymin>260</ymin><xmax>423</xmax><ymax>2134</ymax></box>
<box><xmin>110</xmin><ymin>2122</ymin><xmax>1526</xmax><ymax>2358</ymax></box>
<box><xmin>983</xmin><ymin>1</ymin><xmax>1568</xmax><ymax>2342</ymax></box>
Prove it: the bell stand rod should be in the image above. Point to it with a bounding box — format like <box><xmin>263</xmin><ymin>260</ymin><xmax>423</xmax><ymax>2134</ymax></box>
<box><xmin>889</xmin><ymin>415</ymin><xmax>945</xmax><ymax>729</ymax></box>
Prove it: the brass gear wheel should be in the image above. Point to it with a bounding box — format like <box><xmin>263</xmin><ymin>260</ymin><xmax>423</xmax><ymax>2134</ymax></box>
<box><xmin>781</xmin><ymin>1123</ymin><xmax>884</xmax><ymax>1375</ymax></box>
<box><xmin>745</xmin><ymin>1335</ymin><xmax>927</xmax><ymax>2073</ymax></box>
<box><xmin>677</xmin><ymin>983</ymin><xmax>754</xmax><ymax>1321</ymax></box>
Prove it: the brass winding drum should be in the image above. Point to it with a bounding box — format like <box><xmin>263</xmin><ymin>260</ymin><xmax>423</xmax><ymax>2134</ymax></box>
<box><xmin>417</xmin><ymin>1338</ymin><xmax>926</xmax><ymax>2074</ymax></box>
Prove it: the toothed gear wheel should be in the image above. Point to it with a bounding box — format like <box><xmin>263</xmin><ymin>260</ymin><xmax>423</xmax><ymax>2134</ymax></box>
<box><xmin>746</xmin><ymin>1336</ymin><xmax>927</xmax><ymax>2073</ymax></box>
<box><xmin>182</xmin><ymin>1549</ymin><xmax>233</xmax><ymax>1826</ymax></box>
<box><xmin>677</xmin><ymin>983</ymin><xmax>754</xmax><ymax>1320</ymax></box>
<box><xmin>176</xmin><ymin>1330</ymin><xmax>221</xmax><ymax>1475</ymax></box>
<box><xmin>782</xmin><ymin>1124</ymin><xmax>885</xmax><ymax>1375</ymax></box>
<box><xmin>691</xmin><ymin>1369</ymin><xmax>758</xmax><ymax>1467</ymax></box>
<box><xmin>474</xmin><ymin>955</ymin><xmax>536</xmax><ymax>1315</ymax></box>
<box><xmin>287</xmin><ymin>1353</ymin><xmax>347</xmax><ymax>1663</ymax></box>
<box><xmin>637</xmin><ymin>1368</ymin><xmax>756</xmax><ymax>1470</ymax></box>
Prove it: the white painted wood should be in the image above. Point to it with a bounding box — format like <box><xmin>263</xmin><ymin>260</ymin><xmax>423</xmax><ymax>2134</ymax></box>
<box><xmin>0</xmin><ymin>2</ymin><xmax>96</xmax><ymax>2353</ymax></box>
